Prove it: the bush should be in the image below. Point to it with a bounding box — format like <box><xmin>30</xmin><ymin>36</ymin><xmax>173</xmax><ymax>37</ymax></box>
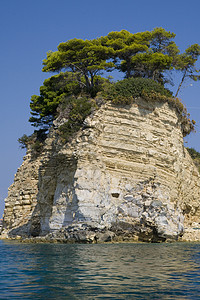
<box><xmin>187</xmin><ymin>147</ymin><xmax>200</xmax><ymax>160</ymax></box>
<box><xmin>58</xmin><ymin>96</ymin><xmax>95</xmax><ymax>141</ymax></box>
<box><xmin>20</xmin><ymin>77</ymin><xmax>195</xmax><ymax>150</ymax></box>
<box><xmin>18</xmin><ymin>129</ymin><xmax>47</xmax><ymax>156</ymax></box>
<box><xmin>103</xmin><ymin>77</ymin><xmax>172</xmax><ymax>104</ymax></box>
<box><xmin>102</xmin><ymin>77</ymin><xmax>195</xmax><ymax>136</ymax></box>
<box><xmin>18</xmin><ymin>134</ymin><xmax>30</xmax><ymax>149</ymax></box>
<box><xmin>187</xmin><ymin>147</ymin><xmax>200</xmax><ymax>173</ymax></box>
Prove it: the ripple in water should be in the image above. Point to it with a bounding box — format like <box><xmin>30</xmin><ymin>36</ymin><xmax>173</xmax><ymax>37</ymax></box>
<box><xmin>0</xmin><ymin>241</ymin><xmax>200</xmax><ymax>299</ymax></box>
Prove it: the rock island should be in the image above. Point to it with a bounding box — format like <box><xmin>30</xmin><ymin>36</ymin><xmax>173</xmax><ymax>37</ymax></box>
<box><xmin>1</xmin><ymin>28</ymin><xmax>200</xmax><ymax>242</ymax></box>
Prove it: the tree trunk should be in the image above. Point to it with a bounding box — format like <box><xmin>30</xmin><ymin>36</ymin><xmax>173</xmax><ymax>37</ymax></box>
<box><xmin>175</xmin><ymin>69</ymin><xmax>187</xmax><ymax>97</ymax></box>
<box><xmin>90</xmin><ymin>74</ymin><xmax>94</xmax><ymax>89</ymax></box>
<box><xmin>152</xmin><ymin>70</ymin><xmax>156</xmax><ymax>81</ymax></box>
<box><xmin>126</xmin><ymin>59</ymin><xmax>131</xmax><ymax>78</ymax></box>
<box><xmin>84</xmin><ymin>74</ymin><xmax>91</xmax><ymax>89</ymax></box>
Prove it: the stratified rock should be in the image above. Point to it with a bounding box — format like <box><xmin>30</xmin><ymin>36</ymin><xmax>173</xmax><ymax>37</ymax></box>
<box><xmin>1</xmin><ymin>98</ymin><xmax>200</xmax><ymax>242</ymax></box>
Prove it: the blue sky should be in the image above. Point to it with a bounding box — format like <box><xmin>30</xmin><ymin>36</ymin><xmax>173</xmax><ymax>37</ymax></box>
<box><xmin>0</xmin><ymin>0</ymin><xmax>200</xmax><ymax>217</ymax></box>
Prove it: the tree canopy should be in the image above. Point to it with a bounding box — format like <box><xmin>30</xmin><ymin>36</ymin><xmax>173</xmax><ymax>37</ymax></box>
<box><xmin>28</xmin><ymin>27</ymin><xmax>200</xmax><ymax>131</ymax></box>
<box><xmin>175</xmin><ymin>44</ymin><xmax>200</xmax><ymax>96</ymax></box>
<box><xmin>29</xmin><ymin>72</ymin><xmax>82</xmax><ymax>128</ymax></box>
<box><xmin>42</xmin><ymin>38</ymin><xmax>115</xmax><ymax>90</ymax></box>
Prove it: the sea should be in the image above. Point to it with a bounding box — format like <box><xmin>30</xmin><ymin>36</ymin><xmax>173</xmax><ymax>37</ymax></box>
<box><xmin>0</xmin><ymin>240</ymin><xmax>200</xmax><ymax>299</ymax></box>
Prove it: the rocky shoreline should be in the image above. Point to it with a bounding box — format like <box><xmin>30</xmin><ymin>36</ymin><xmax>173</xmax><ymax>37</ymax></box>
<box><xmin>0</xmin><ymin>222</ymin><xmax>182</xmax><ymax>244</ymax></box>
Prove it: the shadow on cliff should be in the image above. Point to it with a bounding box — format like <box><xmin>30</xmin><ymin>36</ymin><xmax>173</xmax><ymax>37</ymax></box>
<box><xmin>8</xmin><ymin>152</ymin><xmax>87</xmax><ymax>238</ymax></box>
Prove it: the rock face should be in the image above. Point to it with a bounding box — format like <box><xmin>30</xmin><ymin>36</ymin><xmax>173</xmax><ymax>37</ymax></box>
<box><xmin>2</xmin><ymin>98</ymin><xmax>200</xmax><ymax>242</ymax></box>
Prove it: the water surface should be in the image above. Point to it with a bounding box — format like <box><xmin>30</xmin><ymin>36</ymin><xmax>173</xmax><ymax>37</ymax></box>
<box><xmin>0</xmin><ymin>241</ymin><xmax>200</xmax><ymax>299</ymax></box>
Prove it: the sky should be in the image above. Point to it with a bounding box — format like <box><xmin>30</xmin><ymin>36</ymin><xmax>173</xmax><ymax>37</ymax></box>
<box><xmin>0</xmin><ymin>0</ymin><xmax>200</xmax><ymax>217</ymax></box>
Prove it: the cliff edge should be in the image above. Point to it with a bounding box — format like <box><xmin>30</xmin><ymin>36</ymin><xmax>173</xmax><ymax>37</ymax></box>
<box><xmin>1</xmin><ymin>97</ymin><xmax>200</xmax><ymax>242</ymax></box>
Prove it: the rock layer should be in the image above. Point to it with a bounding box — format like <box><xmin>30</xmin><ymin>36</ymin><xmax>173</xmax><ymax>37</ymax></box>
<box><xmin>2</xmin><ymin>98</ymin><xmax>200</xmax><ymax>242</ymax></box>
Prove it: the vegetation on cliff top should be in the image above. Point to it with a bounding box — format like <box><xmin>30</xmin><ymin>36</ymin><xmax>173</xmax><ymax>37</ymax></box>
<box><xmin>18</xmin><ymin>28</ymin><xmax>200</xmax><ymax>152</ymax></box>
<box><xmin>187</xmin><ymin>147</ymin><xmax>200</xmax><ymax>173</ymax></box>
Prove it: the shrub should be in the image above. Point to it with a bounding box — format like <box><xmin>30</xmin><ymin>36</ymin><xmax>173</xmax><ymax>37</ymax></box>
<box><xmin>103</xmin><ymin>77</ymin><xmax>172</xmax><ymax>104</ymax></box>
<box><xmin>187</xmin><ymin>147</ymin><xmax>200</xmax><ymax>173</ymax></box>
<box><xmin>187</xmin><ymin>147</ymin><xmax>200</xmax><ymax>160</ymax></box>
<box><xmin>58</xmin><ymin>96</ymin><xmax>95</xmax><ymax>141</ymax></box>
<box><xmin>18</xmin><ymin>134</ymin><xmax>31</xmax><ymax>149</ymax></box>
<box><xmin>102</xmin><ymin>77</ymin><xmax>195</xmax><ymax>136</ymax></box>
<box><xmin>141</xmin><ymin>90</ymin><xmax>195</xmax><ymax>136</ymax></box>
<box><xmin>18</xmin><ymin>129</ymin><xmax>47</xmax><ymax>156</ymax></box>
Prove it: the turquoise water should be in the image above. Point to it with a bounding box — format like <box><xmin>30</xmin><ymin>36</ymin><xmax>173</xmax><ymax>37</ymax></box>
<box><xmin>0</xmin><ymin>241</ymin><xmax>200</xmax><ymax>299</ymax></box>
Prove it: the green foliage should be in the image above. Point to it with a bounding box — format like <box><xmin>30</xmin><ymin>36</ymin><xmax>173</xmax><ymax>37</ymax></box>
<box><xmin>187</xmin><ymin>147</ymin><xmax>200</xmax><ymax>173</ymax></box>
<box><xmin>175</xmin><ymin>44</ymin><xmax>200</xmax><ymax>96</ymax></box>
<box><xmin>147</xmin><ymin>28</ymin><xmax>179</xmax><ymax>83</ymax></box>
<box><xmin>150</xmin><ymin>27</ymin><xmax>177</xmax><ymax>54</ymax></box>
<box><xmin>42</xmin><ymin>38</ymin><xmax>115</xmax><ymax>92</ymax></box>
<box><xmin>187</xmin><ymin>147</ymin><xmax>200</xmax><ymax>160</ymax></box>
<box><xmin>18</xmin><ymin>134</ymin><xmax>31</xmax><ymax>149</ymax></box>
<box><xmin>31</xmin><ymin>140</ymin><xmax>44</xmax><ymax>155</ymax></box>
<box><xmin>103</xmin><ymin>77</ymin><xmax>194</xmax><ymax>136</ymax></box>
<box><xmin>58</xmin><ymin>96</ymin><xmax>95</xmax><ymax>141</ymax></box>
<box><xmin>40</xmin><ymin>28</ymin><xmax>200</xmax><ymax>98</ymax></box>
<box><xmin>22</xmin><ymin>28</ymin><xmax>200</xmax><ymax>145</ymax></box>
<box><xmin>29</xmin><ymin>72</ymin><xmax>111</xmax><ymax>128</ymax></box>
<box><xmin>102</xmin><ymin>28</ymin><xmax>179</xmax><ymax>85</ymax></box>
<box><xmin>18</xmin><ymin>130</ymin><xmax>47</xmax><ymax>156</ymax></box>
<box><xmin>101</xmin><ymin>29</ymin><xmax>150</xmax><ymax>78</ymax></box>
<box><xmin>135</xmin><ymin>29</ymin><xmax>177</xmax><ymax>84</ymax></box>
<box><xmin>87</xmin><ymin>75</ymin><xmax>112</xmax><ymax>98</ymax></box>
<box><xmin>121</xmin><ymin>52</ymin><xmax>173</xmax><ymax>84</ymax></box>
<box><xmin>103</xmin><ymin>77</ymin><xmax>172</xmax><ymax>105</ymax></box>
<box><xmin>141</xmin><ymin>90</ymin><xmax>195</xmax><ymax>136</ymax></box>
<box><xmin>29</xmin><ymin>72</ymin><xmax>82</xmax><ymax>128</ymax></box>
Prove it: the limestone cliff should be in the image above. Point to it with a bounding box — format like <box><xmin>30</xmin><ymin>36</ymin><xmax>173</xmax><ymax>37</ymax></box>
<box><xmin>2</xmin><ymin>98</ymin><xmax>200</xmax><ymax>242</ymax></box>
